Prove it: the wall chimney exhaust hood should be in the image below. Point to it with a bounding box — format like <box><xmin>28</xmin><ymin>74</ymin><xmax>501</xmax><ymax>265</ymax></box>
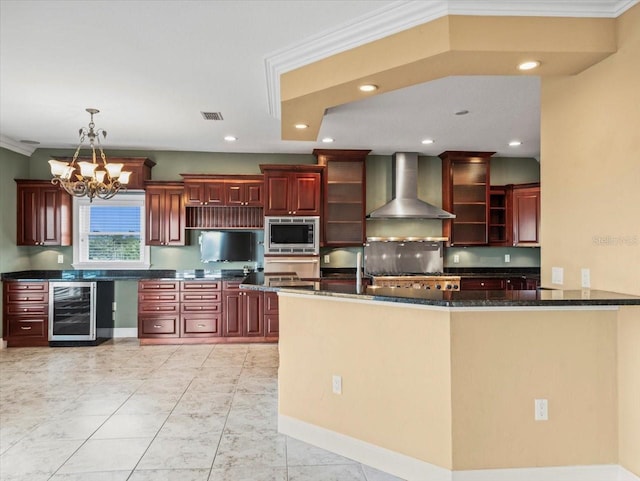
<box><xmin>367</xmin><ymin>152</ymin><xmax>455</xmax><ymax>219</ymax></box>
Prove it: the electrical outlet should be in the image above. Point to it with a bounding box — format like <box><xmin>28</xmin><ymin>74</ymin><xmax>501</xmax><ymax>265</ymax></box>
<box><xmin>504</xmin><ymin>254</ymin><xmax>511</xmax><ymax>263</ymax></box>
<box><xmin>581</xmin><ymin>268</ymin><xmax>591</xmax><ymax>288</ymax></box>
<box><xmin>324</xmin><ymin>254</ymin><xmax>331</xmax><ymax>264</ymax></box>
<box><xmin>332</xmin><ymin>375</ymin><xmax>342</xmax><ymax>395</ymax></box>
<box><xmin>453</xmin><ymin>254</ymin><xmax>460</xmax><ymax>264</ymax></box>
<box><xmin>551</xmin><ymin>267</ymin><xmax>564</xmax><ymax>285</ymax></box>
<box><xmin>535</xmin><ymin>398</ymin><xmax>548</xmax><ymax>421</ymax></box>
<box><xmin>112</xmin><ymin>302</ymin><xmax>117</xmax><ymax>312</ymax></box>
<box><xmin>57</xmin><ymin>254</ymin><xmax>64</xmax><ymax>264</ymax></box>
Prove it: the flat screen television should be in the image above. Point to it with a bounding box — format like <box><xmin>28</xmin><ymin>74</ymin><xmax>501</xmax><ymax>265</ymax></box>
<box><xmin>199</xmin><ymin>231</ymin><xmax>255</xmax><ymax>262</ymax></box>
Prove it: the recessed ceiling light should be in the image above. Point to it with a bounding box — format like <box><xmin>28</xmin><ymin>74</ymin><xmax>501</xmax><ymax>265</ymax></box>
<box><xmin>294</xmin><ymin>123</ymin><xmax>308</xmax><ymax>130</ymax></box>
<box><xmin>224</xmin><ymin>135</ymin><xmax>237</xmax><ymax>142</ymax></box>
<box><xmin>421</xmin><ymin>139</ymin><xmax>434</xmax><ymax>145</ymax></box>
<box><xmin>322</xmin><ymin>137</ymin><xmax>334</xmax><ymax>143</ymax></box>
<box><xmin>509</xmin><ymin>140</ymin><xmax>522</xmax><ymax>147</ymax></box>
<box><xmin>518</xmin><ymin>60</ymin><xmax>540</xmax><ymax>71</ymax></box>
<box><xmin>455</xmin><ymin>110</ymin><xmax>469</xmax><ymax>116</ymax></box>
<box><xmin>359</xmin><ymin>84</ymin><xmax>378</xmax><ymax>92</ymax></box>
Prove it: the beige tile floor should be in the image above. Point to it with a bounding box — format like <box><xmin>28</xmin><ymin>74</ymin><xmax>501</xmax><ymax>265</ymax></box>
<box><xmin>0</xmin><ymin>340</ymin><xmax>404</xmax><ymax>481</ymax></box>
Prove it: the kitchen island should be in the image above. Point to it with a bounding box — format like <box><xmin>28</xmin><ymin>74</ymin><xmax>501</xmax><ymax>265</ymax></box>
<box><xmin>248</xmin><ymin>280</ymin><xmax>640</xmax><ymax>481</ymax></box>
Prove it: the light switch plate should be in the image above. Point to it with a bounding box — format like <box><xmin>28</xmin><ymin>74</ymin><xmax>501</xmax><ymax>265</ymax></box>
<box><xmin>57</xmin><ymin>254</ymin><xmax>64</xmax><ymax>264</ymax></box>
<box><xmin>453</xmin><ymin>254</ymin><xmax>460</xmax><ymax>264</ymax></box>
<box><xmin>581</xmin><ymin>268</ymin><xmax>591</xmax><ymax>288</ymax></box>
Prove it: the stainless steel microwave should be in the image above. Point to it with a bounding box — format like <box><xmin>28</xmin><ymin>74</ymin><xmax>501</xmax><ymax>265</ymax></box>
<box><xmin>265</xmin><ymin>216</ymin><xmax>319</xmax><ymax>255</ymax></box>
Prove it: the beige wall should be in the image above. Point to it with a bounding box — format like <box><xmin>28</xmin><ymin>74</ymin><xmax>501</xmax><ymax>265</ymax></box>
<box><xmin>450</xmin><ymin>309</ymin><xmax>618</xmax><ymax>470</ymax></box>
<box><xmin>540</xmin><ymin>4</ymin><xmax>640</xmax><ymax>294</ymax></box>
<box><xmin>278</xmin><ymin>294</ymin><xmax>453</xmax><ymax>469</ymax></box>
<box><xmin>617</xmin><ymin>306</ymin><xmax>640</xmax><ymax>476</ymax></box>
<box><xmin>278</xmin><ymin>293</ymin><xmax>629</xmax><ymax>473</ymax></box>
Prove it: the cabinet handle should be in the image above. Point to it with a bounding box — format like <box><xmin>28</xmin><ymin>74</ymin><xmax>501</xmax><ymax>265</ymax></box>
<box><xmin>153</xmin><ymin>324</ymin><xmax>162</xmax><ymax>328</ymax></box>
<box><xmin>21</xmin><ymin>326</ymin><xmax>32</xmax><ymax>330</ymax></box>
<box><xmin>197</xmin><ymin>324</ymin><xmax>206</xmax><ymax>328</ymax></box>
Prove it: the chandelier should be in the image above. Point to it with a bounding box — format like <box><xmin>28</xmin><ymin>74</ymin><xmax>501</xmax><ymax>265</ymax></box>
<box><xmin>49</xmin><ymin>108</ymin><xmax>131</xmax><ymax>202</ymax></box>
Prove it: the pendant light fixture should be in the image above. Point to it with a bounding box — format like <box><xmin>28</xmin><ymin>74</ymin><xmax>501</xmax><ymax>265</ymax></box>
<box><xmin>49</xmin><ymin>108</ymin><xmax>131</xmax><ymax>202</ymax></box>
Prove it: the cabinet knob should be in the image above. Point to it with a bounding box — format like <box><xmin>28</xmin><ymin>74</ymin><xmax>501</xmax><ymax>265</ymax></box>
<box><xmin>24</xmin><ymin>308</ymin><xmax>28</xmax><ymax>311</ymax></box>
<box><xmin>480</xmin><ymin>282</ymin><xmax>485</xmax><ymax>286</ymax></box>
<box><xmin>204</xmin><ymin>202</ymin><xmax>208</xmax><ymax>205</ymax></box>
<box><xmin>156</xmin><ymin>307</ymin><xmax>160</xmax><ymax>310</ymax></box>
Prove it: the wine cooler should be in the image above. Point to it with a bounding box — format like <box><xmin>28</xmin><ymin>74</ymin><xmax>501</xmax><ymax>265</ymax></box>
<box><xmin>48</xmin><ymin>281</ymin><xmax>114</xmax><ymax>346</ymax></box>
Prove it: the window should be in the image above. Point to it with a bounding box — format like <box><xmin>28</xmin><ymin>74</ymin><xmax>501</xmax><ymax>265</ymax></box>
<box><xmin>72</xmin><ymin>193</ymin><xmax>150</xmax><ymax>269</ymax></box>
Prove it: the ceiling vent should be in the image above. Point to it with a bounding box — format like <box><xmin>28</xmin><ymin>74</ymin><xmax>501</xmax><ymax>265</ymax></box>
<box><xmin>201</xmin><ymin>111</ymin><xmax>224</xmax><ymax>121</ymax></box>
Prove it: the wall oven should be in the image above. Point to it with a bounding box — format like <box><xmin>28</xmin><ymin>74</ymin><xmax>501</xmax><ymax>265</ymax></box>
<box><xmin>265</xmin><ymin>216</ymin><xmax>319</xmax><ymax>255</ymax></box>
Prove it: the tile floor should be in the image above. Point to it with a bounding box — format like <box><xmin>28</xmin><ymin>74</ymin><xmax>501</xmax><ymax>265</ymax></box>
<box><xmin>0</xmin><ymin>340</ymin><xmax>404</xmax><ymax>481</ymax></box>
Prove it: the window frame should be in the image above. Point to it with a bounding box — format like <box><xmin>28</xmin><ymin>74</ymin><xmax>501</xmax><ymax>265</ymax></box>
<box><xmin>72</xmin><ymin>192</ymin><xmax>150</xmax><ymax>269</ymax></box>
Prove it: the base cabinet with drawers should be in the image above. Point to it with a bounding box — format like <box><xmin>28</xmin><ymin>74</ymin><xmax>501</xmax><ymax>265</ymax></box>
<box><xmin>138</xmin><ymin>280</ymin><xmax>275</xmax><ymax>343</ymax></box>
<box><xmin>3</xmin><ymin>281</ymin><xmax>49</xmax><ymax>347</ymax></box>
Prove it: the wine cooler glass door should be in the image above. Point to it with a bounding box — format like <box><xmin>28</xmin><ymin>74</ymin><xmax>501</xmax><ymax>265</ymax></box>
<box><xmin>49</xmin><ymin>282</ymin><xmax>96</xmax><ymax>341</ymax></box>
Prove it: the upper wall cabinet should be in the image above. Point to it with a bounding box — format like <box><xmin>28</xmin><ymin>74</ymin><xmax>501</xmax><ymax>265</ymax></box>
<box><xmin>181</xmin><ymin>174</ymin><xmax>263</xmax><ymax>207</ymax></box>
<box><xmin>145</xmin><ymin>181</ymin><xmax>187</xmax><ymax>246</ymax></box>
<box><xmin>440</xmin><ymin>151</ymin><xmax>495</xmax><ymax>247</ymax></box>
<box><xmin>50</xmin><ymin>157</ymin><xmax>155</xmax><ymax>190</ymax></box>
<box><xmin>15</xmin><ymin>180</ymin><xmax>72</xmax><ymax>246</ymax></box>
<box><xmin>260</xmin><ymin>165</ymin><xmax>323</xmax><ymax>216</ymax></box>
<box><xmin>512</xmin><ymin>183</ymin><xmax>540</xmax><ymax>246</ymax></box>
<box><xmin>313</xmin><ymin>149</ymin><xmax>369</xmax><ymax>246</ymax></box>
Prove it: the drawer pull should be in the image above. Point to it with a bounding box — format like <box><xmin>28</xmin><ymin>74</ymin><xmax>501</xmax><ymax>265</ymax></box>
<box><xmin>24</xmin><ymin>308</ymin><xmax>28</xmax><ymax>311</ymax></box>
<box><xmin>153</xmin><ymin>324</ymin><xmax>163</xmax><ymax>328</ymax></box>
<box><xmin>21</xmin><ymin>326</ymin><xmax>32</xmax><ymax>330</ymax></box>
<box><xmin>197</xmin><ymin>323</ymin><xmax>206</xmax><ymax>328</ymax></box>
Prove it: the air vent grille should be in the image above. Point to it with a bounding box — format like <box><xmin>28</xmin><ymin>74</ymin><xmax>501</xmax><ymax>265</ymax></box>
<box><xmin>201</xmin><ymin>111</ymin><xmax>224</xmax><ymax>121</ymax></box>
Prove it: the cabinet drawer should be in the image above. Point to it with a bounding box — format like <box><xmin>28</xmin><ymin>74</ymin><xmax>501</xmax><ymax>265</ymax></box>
<box><xmin>6</xmin><ymin>304</ymin><xmax>48</xmax><ymax>316</ymax></box>
<box><xmin>138</xmin><ymin>292</ymin><xmax>180</xmax><ymax>303</ymax></box>
<box><xmin>138</xmin><ymin>302</ymin><xmax>180</xmax><ymax>314</ymax></box>
<box><xmin>140</xmin><ymin>316</ymin><xmax>179</xmax><ymax>336</ymax></box>
<box><xmin>461</xmin><ymin>278</ymin><xmax>506</xmax><ymax>290</ymax></box>
<box><xmin>6</xmin><ymin>282</ymin><xmax>48</xmax><ymax>293</ymax></box>
<box><xmin>223</xmin><ymin>281</ymin><xmax>242</xmax><ymax>291</ymax></box>
<box><xmin>180</xmin><ymin>292</ymin><xmax>222</xmax><ymax>303</ymax></box>
<box><xmin>182</xmin><ymin>281</ymin><xmax>221</xmax><ymax>291</ymax></box>
<box><xmin>139</xmin><ymin>281</ymin><xmax>180</xmax><ymax>291</ymax></box>
<box><xmin>6</xmin><ymin>318</ymin><xmax>46</xmax><ymax>338</ymax></box>
<box><xmin>6</xmin><ymin>291</ymin><xmax>48</xmax><ymax>303</ymax></box>
<box><xmin>180</xmin><ymin>302</ymin><xmax>221</xmax><ymax>314</ymax></box>
<box><xmin>182</xmin><ymin>314</ymin><xmax>221</xmax><ymax>335</ymax></box>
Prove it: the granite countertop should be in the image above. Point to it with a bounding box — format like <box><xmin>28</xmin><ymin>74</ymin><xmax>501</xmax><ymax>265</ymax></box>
<box><xmin>0</xmin><ymin>269</ymin><xmax>251</xmax><ymax>282</ymax></box>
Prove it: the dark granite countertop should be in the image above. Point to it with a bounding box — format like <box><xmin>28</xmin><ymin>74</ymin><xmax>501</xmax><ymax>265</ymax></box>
<box><xmin>241</xmin><ymin>273</ymin><xmax>640</xmax><ymax>307</ymax></box>
<box><xmin>1</xmin><ymin>269</ymin><xmax>251</xmax><ymax>282</ymax></box>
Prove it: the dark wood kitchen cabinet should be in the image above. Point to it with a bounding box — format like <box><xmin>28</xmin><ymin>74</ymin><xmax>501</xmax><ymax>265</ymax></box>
<box><xmin>181</xmin><ymin>174</ymin><xmax>264</xmax><ymax>208</ymax></box>
<box><xmin>145</xmin><ymin>182</ymin><xmax>187</xmax><ymax>246</ymax></box>
<box><xmin>512</xmin><ymin>183</ymin><xmax>540</xmax><ymax>246</ymax></box>
<box><xmin>314</xmin><ymin>149</ymin><xmax>369</xmax><ymax>246</ymax></box>
<box><xmin>225</xmin><ymin>179</ymin><xmax>264</xmax><ymax>207</ymax></box>
<box><xmin>180</xmin><ymin>281</ymin><xmax>222</xmax><ymax>337</ymax></box>
<box><xmin>3</xmin><ymin>281</ymin><xmax>49</xmax><ymax>347</ymax></box>
<box><xmin>260</xmin><ymin>165</ymin><xmax>323</xmax><ymax>216</ymax></box>
<box><xmin>16</xmin><ymin>180</ymin><xmax>72</xmax><ymax>246</ymax></box>
<box><xmin>460</xmin><ymin>277</ymin><xmax>506</xmax><ymax>290</ymax></box>
<box><xmin>137</xmin><ymin>281</ymin><xmax>180</xmax><ymax>338</ymax></box>
<box><xmin>182</xmin><ymin>178</ymin><xmax>225</xmax><ymax>207</ymax></box>
<box><xmin>440</xmin><ymin>151</ymin><xmax>494</xmax><ymax>246</ymax></box>
<box><xmin>488</xmin><ymin>186</ymin><xmax>511</xmax><ymax>246</ymax></box>
<box><xmin>263</xmin><ymin>291</ymin><xmax>279</xmax><ymax>338</ymax></box>
<box><xmin>222</xmin><ymin>281</ymin><xmax>264</xmax><ymax>337</ymax></box>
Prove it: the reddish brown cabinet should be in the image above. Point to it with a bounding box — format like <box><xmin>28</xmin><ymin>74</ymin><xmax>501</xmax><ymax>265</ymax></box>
<box><xmin>16</xmin><ymin>180</ymin><xmax>71</xmax><ymax>246</ymax></box>
<box><xmin>180</xmin><ymin>281</ymin><xmax>222</xmax><ymax>337</ymax></box>
<box><xmin>183</xmin><ymin>179</ymin><xmax>225</xmax><ymax>207</ymax></box>
<box><xmin>460</xmin><ymin>277</ymin><xmax>506</xmax><ymax>290</ymax></box>
<box><xmin>512</xmin><ymin>183</ymin><xmax>541</xmax><ymax>246</ymax></box>
<box><xmin>222</xmin><ymin>281</ymin><xmax>264</xmax><ymax>337</ymax></box>
<box><xmin>3</xmin><ymin>281</ymin><xmax>49</xmax><ymax>347</ymax></box>
<box><xmin>440</xmin><ymin>151</ymin><xmax>494</xmax><ymax>246</ymax></box>
<box><xmin>261</xmin><ymin>165</ymin><xmax>323</xmax><ymax>216</ymax></box>
<box><xmin>225</xmin><ymin>180</ymin><xmax>263</xmax><ymax>207</ymax></box>
<box><xmin>263</xmin><ymin>291</ymin><xmax>279</xmax><ymax>338</ymax></box>
<box><xmin>137</xmin><ymin>281</ymin><xmax>180</xmax><ymax>338</ymax></box>
<box><xmin>314</xmin><ymin>149</ymin><xmax>369</xmax><ymax>246</ymax></box>
<box><xmin>145</xmin><ymin>182</ymin><xmax>187</xmax><ymax>246</ymax></box>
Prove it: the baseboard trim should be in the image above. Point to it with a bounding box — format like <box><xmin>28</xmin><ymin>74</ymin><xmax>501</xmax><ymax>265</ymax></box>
<box><xmin>278</xmin><ymin>414</ymin><xmax>638</xmax><ymax>481</ymax></box>
<box><xmin>112</xmin><ymin>328</ymin><xmax>137</xmax><ymax>338</ymax></box>
<box><xmin>278</xmin><ymin>414</ymin><xmax>451</xmax><ymax>481</ymax></box>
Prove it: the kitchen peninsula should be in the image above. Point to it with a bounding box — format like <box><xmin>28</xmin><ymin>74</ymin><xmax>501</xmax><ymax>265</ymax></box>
<box><xmin>247</xmin><ymin>279</ymin><xmax>640</xmax><ymax>481</ymax></box>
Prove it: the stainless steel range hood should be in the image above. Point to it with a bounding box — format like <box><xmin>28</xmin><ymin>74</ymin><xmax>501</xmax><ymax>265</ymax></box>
<box><xmin>367</xmin><ymin>152</ymin><xmax>455</xmax><ymax>219</ymax></box>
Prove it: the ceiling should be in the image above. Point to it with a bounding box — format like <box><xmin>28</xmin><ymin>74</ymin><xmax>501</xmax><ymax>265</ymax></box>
<box><xmin>0</xmin><ymin>1</ymin><xmax>632</xmax><ymax>158</ymax></box>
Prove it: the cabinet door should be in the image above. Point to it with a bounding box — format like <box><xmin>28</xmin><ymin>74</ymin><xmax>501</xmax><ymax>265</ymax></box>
<box><xmin>513</xmin><ymin>187</ymin><xmax>540</xmax><ymax>245</ymax></box>
<box><xmin>164</xmin><ymin>187</ymin><xmax>186</xmax><ymax>245</ymax></box>
<box><xmin>264</xmin><ymin>174</ymin><xmax>291</xmax><ymax>215</ymax></box>
<box><xmin>245</xmin><ymin>182</ymin><xmax>264</xmax><ymax>207</ymax></box>
<box><xmin>222</xmin><ymin>290</ymin><xmax>243</xmax><ymax>336</ymax></box>
<box><xmin>243</xmin><ymin>291</ymin><xmax>264</xmax><ymax>337</ymax></box>
<box><xmin>264</xmin><ymin>291</ymin><xmax>279</xmax><ymax>338</ymax></box>
<box><xmin>146</xmin><ymin>188</ymin><xmax>165</xmax><ymax>245</ymax></box>
<box><xmin>184</xmin><ymin>182</ymin><xmax>204</xmax><ymax>206</ymax></box>
<box><xmin>17</xmin><ymin>182</ymin><xmax>70</xmax><ymax>246</ymax></box>
<box><xmin>17</xmin><ymin>185</ymin><xmax>40</xmax><ymax>246</ymax></box>
<box><xmin>203</xmin><ymin>182</ymin><xmax>225</xmax><ymax>206</ymax></box>
<box><xmin>40</xmin><ymin>185</ymin><xmax>66</xmax><ymax>245</ymax></box>
<box><xmin>291</xmin><ymin>173</ymin><xmax>321</xmax><ymax>216</ymax></box>
<box><xmin>225</xmin><ymin>183</ymin><xmax>245</xmax><ymax>206</ymax></box>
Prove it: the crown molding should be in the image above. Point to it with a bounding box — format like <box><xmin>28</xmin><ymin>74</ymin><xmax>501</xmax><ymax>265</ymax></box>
<box><xmin>0</xmin><ymin>135</ymin><xmax>36</xmax><ymax>157</ymax></box>
<box><xmin>265</xmin><ymin>0</ymin><xmax>639</xmax><ymax>118</ymax></box>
